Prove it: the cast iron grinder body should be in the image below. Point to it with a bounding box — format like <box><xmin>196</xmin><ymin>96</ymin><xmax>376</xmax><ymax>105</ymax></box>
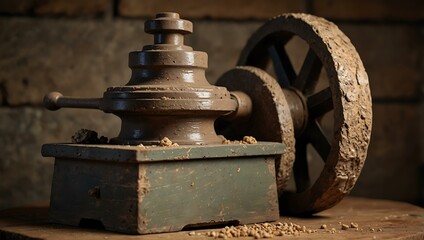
<box><xmin>42</xmin><ymin>12</ymin><xmax>372</xmax><ymax>234</ymax></box>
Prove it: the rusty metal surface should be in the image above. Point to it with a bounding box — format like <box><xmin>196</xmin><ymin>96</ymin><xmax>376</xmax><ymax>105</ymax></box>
<box><xmin>216</xmin><ymin>67</ymin><xmax>295</xmax><ymax>199</ymax></box>
<box><xmin>44</xmin><ymin>12</ymin><xmax>236</xmax><ymax>145</ymax></box>
<box><xmin>237</xmin><ymin>13</ymin><xmax>372</xmax><ymax>215</ymax></box>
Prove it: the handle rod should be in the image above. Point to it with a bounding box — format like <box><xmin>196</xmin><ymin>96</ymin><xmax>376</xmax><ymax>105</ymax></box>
<box><xmin>44</xmin><ymin>92</ymin><xmax>101</xmax><ymax>111</ymax></box>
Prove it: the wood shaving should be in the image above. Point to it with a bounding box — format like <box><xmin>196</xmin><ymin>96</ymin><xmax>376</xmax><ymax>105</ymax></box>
<box><xmin>136</xmin><ymin>137</ymin><xmax>179</xmax><ymax>148</ymax></box>
<box><xmin>222</xmin><ymin>136</ymin><xmax>257</xmax><ymax>145</ymax></box>
<box><xmin>341</xmin><ymin>224</ymin><xmax>350</xmax><ymax>230</ymax></box>
<box><xmin>159</xmin><ymin>137</ymin><xmax>179</xmax><ymax>147</ymax></box>
<box><xmin>243</xmin><ymin>136</ymin><xmax>257</xmax><ymax>144</ymax></box>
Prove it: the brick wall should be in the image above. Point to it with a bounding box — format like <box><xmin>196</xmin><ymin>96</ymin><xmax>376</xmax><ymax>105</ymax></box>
<box><xmin>0</xmin><ymin>0</ymin><xmax>423</xmax><ymax>209</ymax></box>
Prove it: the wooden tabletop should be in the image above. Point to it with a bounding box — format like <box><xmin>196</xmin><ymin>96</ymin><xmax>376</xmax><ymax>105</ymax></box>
<box><xmin>1</xmin><ymin>197</ymin><xmax>423</xmax><ymax>239</ymax></box>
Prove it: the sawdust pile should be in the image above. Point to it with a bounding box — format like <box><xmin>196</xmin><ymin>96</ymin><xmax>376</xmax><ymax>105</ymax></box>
<box><xmin>189</xmin><ymin>221</ymin><xmax>361</xmax><ymax>239</ymax></box>
<box><xmin>192</xmin><ymin>222</ymin><xmax>315</xmax><ymax>239</ymax></box>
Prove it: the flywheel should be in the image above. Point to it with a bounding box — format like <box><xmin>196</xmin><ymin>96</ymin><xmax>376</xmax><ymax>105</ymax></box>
<box><xmin>217</xmin><ymin>13</ymin><xmax>372</xmax><ymax>215</ymax></box>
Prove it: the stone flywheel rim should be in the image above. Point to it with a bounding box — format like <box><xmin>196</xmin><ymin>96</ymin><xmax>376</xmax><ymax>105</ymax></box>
<box><xmin>238</xmin><ymin>13</ymin><xmax>372</xmax><ymax>215</ymax></box>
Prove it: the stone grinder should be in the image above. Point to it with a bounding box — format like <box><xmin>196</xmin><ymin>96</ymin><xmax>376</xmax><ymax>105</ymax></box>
<box><xmin>42</xmin><ymin>12</ymin><xmax>372</xmax><ymax>234</ymax></box>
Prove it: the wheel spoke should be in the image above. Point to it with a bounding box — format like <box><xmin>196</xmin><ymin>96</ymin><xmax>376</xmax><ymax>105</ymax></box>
<box><xmin>293</xmin><ymin>138</ymin><xmax>310</xmax><ymax>192</ymax></box>
<box><xmin>305</xmin><ymin>120</ymin><xmax>331</xmax><ymax>162</ymax></box>
<box><xmin>307</xmin><ymin>87</ymin><xmax>333</xmax><ymax>118</ymax></box>
<box><xmin>293</xmin><ymin>48</ymin><xmax>322</xmax><ymax>94</ymax></box>
<box><xmin>268</xmin><ymin>44</ymin><xmax>296</xmax><ymax>88</ymax></box>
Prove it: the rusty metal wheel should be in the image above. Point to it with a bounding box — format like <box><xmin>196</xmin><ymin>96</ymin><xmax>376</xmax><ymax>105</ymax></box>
<box><xmin>237</xmin><ymin>13</ymin><xmax>372</xmax><ymax>215</ymax></box>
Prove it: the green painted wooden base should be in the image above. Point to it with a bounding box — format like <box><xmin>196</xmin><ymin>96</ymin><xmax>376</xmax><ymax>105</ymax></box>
<box><xmin>42</xmin><ymin>142</ymin><xmax>284</xmax><ymax>234</ymax></box>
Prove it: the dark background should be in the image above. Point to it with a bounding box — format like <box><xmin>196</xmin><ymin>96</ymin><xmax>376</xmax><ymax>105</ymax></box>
<box><xmin>0</xmin><ymin>0</ymin><xmax>423</xmax><ymax>210</ymax></box>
